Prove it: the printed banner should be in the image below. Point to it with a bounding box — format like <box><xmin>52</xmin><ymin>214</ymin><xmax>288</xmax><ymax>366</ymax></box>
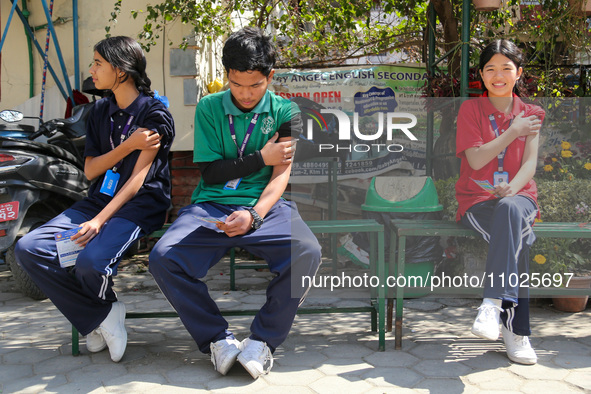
<box><xmin>271</xmin><ymin>65</ymin><xmax>428</xmax><ymax>184</ymax></box>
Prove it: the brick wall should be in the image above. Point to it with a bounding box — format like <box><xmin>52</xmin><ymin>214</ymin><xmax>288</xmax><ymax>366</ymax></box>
<box><xmin>169</xmin><ymin>151</ymin><xmax>201</xmax><ymax>222</ymax></box>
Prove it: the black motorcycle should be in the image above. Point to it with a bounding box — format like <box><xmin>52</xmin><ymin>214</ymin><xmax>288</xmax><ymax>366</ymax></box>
<box><xmin>0</xmin><ymin>104</ymin><xmax>91</xmax><ymax>299</ymax></box>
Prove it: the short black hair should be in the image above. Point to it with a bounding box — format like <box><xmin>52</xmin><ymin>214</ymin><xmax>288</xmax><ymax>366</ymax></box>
<box><xmin>222</xmin><ymin>27</ymin><xmax>276</xmax><ymax>76</ymax></box>
<box><xmin>479</xmin><ymin>39</ymin><xmax>526</xmax><ymax>96</ymax></box>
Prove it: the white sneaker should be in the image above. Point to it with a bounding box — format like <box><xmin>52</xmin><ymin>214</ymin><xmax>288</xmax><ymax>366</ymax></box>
<box><xmin>471</xmin><ymin>302</ymin><xmax>503</xmax><ymax>340</ymax></box>
<box><xmin>86</xmin><ymin>328</ymin><xmax>107</xmax><ymax>353</ymax></box>
<box><xmin>237</xmin><ymin>338</ymin><xmax>273</xmax><ymax>379</ymax></box>
<box><xmin>502</xmin><ymin>325</ymin><xmax>537</xmax><ymax>365</ymax></box>
<box><xmin>210</xmin><ymin>337</ymin><xmax>242</xmax><ymax>375</ymax></box>
<box><xmin>96</xmin><ymin>301</ymin><xmax>127</xmax><ymax>362</ymax></box>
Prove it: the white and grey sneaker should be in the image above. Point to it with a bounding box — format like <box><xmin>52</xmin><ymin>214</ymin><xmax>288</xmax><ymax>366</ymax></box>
<box><xmin>471</xmin><ymin>301</ymin><xmax>503</xmax><ymax>341</ymax></box>
<box><xmin>96</xmin><ymin>301</ymin><xmax>127</xmax><ymax>362</ymax></box>
<box><xmin>210</xmin><ymin>337</ymin><xmax>242</xmax><ymax>375</ymax></box>
<box><xmin>86</xmin><ymin>328</ymin><xmax>107</xmax><ymax>353</ymax></box>
<box><xmin>502</xmin><ymin>325</ymin><xmax>537</xmax><ymax>365</ymax></box>
<box><xmin>237</xmin><ymin>338</ymin><xmax>273</xmax><ymax>379</ymax></box>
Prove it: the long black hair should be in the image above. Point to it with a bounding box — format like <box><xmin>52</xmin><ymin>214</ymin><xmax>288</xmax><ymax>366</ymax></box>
<box><xmin>94</xmin><ymin>36</ymin><xmax>153</xmax><ymax>97</ymax></box>
<box><xmin>222</xmin><ymin>27</ymin><xmax>276</xmax><ymax>77</ymax></box>
<box><xmin>479</xmin><ymin>39</ymin><xmax>527</xmax><ymax>97</ymax></box>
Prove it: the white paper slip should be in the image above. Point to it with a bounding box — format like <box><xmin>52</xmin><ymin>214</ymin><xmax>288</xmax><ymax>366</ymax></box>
<box><xmin>55</xmin><ymin>227</ymin><xmax>84</xmax><ymax>268</ymax></box>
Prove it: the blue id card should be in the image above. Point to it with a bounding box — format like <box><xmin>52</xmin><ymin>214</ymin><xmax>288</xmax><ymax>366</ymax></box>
<box><xmin>100</xmin><ymin>170</ymin><xmax>120</xmax><ymax>197</ymax></box>
<box><xmin>493</xmin><ymin>171</ymin><xmax>509</xmax><ymax>186</ymax></box>
<box><xmin>224</xmin><ymin>178</ymin><xmax>242</xmax><ymax>190</ymax></box>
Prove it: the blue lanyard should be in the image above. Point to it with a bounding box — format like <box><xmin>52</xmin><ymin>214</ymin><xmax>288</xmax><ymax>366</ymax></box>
<box><xmin>488</xmin><ymin>114</ymin><xmax>511</xmax><ymax>172</ymax></box>
<box><xmin>109</xmin><ymin>114</ymin><xmax>135</xmax><ymax>172</ymax></box>
<box><xmin>228</xmin><ymin>113</ymin><xmax>259</xmax><ymax>158</ymax></box>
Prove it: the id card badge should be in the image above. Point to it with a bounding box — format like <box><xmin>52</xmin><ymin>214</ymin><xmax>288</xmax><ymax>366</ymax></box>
<box><xmin>493</xmin><ymin>171</ymin><xmax>509</xmax><ymax>186</ymax></box>
<box><xmin>224</xmin><ymin>178</ymin><xmax>242</xmax><ymax>190</ymax></box>
<box><xmin>100</xmin><ymin>170</ymin><xmax>120</xmax><ymax>197</ymax></box>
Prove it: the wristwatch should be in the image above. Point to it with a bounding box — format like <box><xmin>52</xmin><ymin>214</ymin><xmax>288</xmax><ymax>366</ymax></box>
<box><xmin>246</xmin><ymin>207</ymin><xmax>264</xmax><ymax>230</ymax></box>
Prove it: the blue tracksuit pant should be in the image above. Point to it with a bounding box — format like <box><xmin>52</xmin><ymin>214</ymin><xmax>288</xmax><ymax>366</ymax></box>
<box><xmin>15</xmin><ymin>208</ymin><xmax>144</xmax><ymax>335</ymax></box>
<box><xmin>148</xmin><ymin>200</ymin><xmax>322</xmax><ymax>353</ymax></box>
<box><xmin>461</xmin><ymin>195</ymin><xmax>538</xmax><ymax>336</ymax></box>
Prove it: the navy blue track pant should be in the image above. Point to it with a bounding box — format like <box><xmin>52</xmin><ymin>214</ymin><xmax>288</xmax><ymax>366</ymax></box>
<box><xmin>15</xmin><ymin>208</ymin><xmax>144</xmax><ymax>335</ymax></box>
<box><xmin>461</xmin><ymin>196</ymin><xmax>538</xmax><ymax>336</ymax></box>
<box><xmin>148</xmin><ymin>200</ymin><xmax>322</xmax><ymax>353</ymax></box>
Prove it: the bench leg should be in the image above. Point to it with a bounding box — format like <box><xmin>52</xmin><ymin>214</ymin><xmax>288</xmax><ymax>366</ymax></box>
<box><xmin>387</xmin><ymin>298</ymin><xmax>393</xmax><ymax>332</ymax></box>
<box><xmin>395</xmin><ymin>314</ymin><xmax>403</xmax><ymax>350</ymax></box>
<box><xmin>387</xmin><ymin>229</ymin><xmax>397</xmax><ymax>334</ymax></box>
<box><xmin>376</xmin><ymin>231</ymin><xmax>386</xmax><ymax>351</ymax></box>
<box><xmin>394</xmin><ymin>234</ymin><xmax>406</xmax><ymax>350</ymax></box>
<box><xmin>72</xmin><ymin>325</ymin><xmax>80</xmax><ymax>356</ymax></box>
<box><xmin>378</xmin><ymin>296</ymin><xmax>386</xmax><ymax>351</ymax></box>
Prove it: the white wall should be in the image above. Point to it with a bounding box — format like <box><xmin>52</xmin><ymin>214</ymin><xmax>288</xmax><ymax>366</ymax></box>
<box><xmin>0</xmin><ymin>0</ymin><xmax>206</xmax><ymax>151</ymax></box>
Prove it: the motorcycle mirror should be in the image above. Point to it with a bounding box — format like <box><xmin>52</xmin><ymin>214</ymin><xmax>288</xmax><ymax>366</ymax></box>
<box><xmin>0</xmin><ymin>110</ymin><xmax>24</xmax><ymax>123</ymax></box>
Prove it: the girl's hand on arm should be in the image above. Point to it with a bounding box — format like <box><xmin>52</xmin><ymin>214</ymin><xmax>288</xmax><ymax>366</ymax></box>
<box><xmin>509</xmin><ymin>111</ymin><xmax>541</xmax><ymax>139</ymax></box>
<box><xmin>123</xmin><ymin>128</ymin><xmax>161</xmax><ymax>152</ymax></box>
<box><xmin>464</xmin><ymin>112</ymin><xmax>540</xmax><ymax>171</ymax></box>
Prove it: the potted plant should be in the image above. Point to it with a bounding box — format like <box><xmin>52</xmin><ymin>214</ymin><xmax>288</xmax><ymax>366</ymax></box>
<box><xmin>530</xmin><ymin>175</ymin><xmax>591</xmax><ymax>312</ymax></box>
<box><xmin>473</xmin><ymin>0</ymin><xmax>502</xmax><ymax>12</ymax></box>
<box><xmin>531</xmin><ymin>238</ymin><xmax>590</xmax><ymax>312</ymax></box>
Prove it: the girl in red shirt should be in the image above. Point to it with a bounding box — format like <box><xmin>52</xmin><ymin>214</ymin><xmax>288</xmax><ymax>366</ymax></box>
<box><xmin>455</xmin><ymin>40</ymin><xmax>544</xmax><ymax>365</ymax></box>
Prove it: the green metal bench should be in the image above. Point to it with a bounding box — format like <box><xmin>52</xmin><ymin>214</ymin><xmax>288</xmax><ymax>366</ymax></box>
<box><xmin>388</xmin><ymin>219</ymin><xmax>591</xmax><ymax>349</ymax></box>
<box><xmin>71</xmin><ymin>219</ymin><xmax>387</xmax><ymax>355</ymax></box>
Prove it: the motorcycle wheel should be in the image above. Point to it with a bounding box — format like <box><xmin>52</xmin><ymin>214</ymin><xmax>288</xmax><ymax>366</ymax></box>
<box><xmin>6</xmin><ymin>242</ymin><xmax>48</xmax><ymax>300</ymax></box>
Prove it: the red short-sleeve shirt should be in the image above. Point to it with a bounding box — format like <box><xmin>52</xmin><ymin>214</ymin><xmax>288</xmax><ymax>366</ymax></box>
<box><xmin>455</xmin><ymin>93</ymin><xmax>545</xmax><ymax>221</ymax></box>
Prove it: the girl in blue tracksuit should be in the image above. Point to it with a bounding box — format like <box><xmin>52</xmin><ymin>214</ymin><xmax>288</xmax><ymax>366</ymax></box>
<box><xmin>15</xmin><ymin>36</ymin><xmax>174</xmax><ymax>362</ymax></box>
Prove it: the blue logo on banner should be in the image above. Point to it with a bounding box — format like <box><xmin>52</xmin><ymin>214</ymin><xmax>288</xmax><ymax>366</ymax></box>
<box><xmin>354</xmin><ymin>87</ymin><xmax>398</xmax><ymax>117</ymax></box>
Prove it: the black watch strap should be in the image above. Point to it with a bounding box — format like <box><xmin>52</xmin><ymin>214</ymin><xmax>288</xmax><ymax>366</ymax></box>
<box><xmin>247</xmin><ymin>207</ymin><xmax>263</xmax><ymax>229</ymax></box>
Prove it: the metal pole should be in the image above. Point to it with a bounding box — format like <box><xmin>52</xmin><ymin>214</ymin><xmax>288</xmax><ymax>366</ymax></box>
<box><xmin>14</xmin><ymin>6</ymin><xmax>68</xmax><ymax>100</ymax></box>
<box><xmin>460</xmin><ymin>0</ymin><xmax>471</xmax><ymax>98</ymax></box>
<box><xmin>22</xmin><ymin>0</ymin><xmax>34</xmax><ymax>98</ymax></box>
<box><xmin>73</xmin><ymin>0</ymin><xmax>79</xmax><ymax>90</ymax></box>
<box><xmin>426</xmin><ymin>2</ymin><xmax>436</xmax><ymax>177</ymax></box>
<box><xmin>39</xmin><ymin>0</ymin><xmax>55</xmax><ymax>122</ymax></box>
<box><xmin>39</xmin><ymin>0</ymin><xmax>74</xmax><ymax>102</ymax></box>
<box><xmin>0</xmin><ymin>0</ymin><xmax>19</xmax><ymax>54</ymax></box>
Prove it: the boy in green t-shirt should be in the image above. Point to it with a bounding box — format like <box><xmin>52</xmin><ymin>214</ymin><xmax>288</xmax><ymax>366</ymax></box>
<box><xmin>149</xmin><ymin>27</ymin><xmax>321</xmax><ymax>379</ymax></box>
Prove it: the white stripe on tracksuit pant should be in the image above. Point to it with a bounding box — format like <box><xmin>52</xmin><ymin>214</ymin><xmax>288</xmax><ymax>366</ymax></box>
<box><xmin>15</xmin><ymin>208</ymin><xmax>145</xmax><ymax>336</ymax></box>
<box><xmin>461</xmin><ymin>195</ymin><xmax>538</xmax><ymax>336</ymax></box>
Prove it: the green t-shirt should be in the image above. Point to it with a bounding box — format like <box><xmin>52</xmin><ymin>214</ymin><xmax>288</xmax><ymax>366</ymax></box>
<box><xmin>191</xmin><ymin>89</ymin><xmax>299</xmax><ymax>206</ymax></box>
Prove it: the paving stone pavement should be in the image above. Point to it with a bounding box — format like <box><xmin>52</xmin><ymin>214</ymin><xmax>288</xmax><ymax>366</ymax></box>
<box><xmin>1</xmin><ymin>252</ymin><xmax>590</xmax><ymax>393</ymax></box>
